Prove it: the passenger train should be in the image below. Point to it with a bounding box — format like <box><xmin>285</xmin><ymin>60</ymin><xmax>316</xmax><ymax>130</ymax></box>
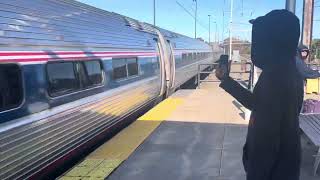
<box><xmin>0</xmin><ymin>0</ymin><xmax>222</xmax><ymax>179</ymax></box>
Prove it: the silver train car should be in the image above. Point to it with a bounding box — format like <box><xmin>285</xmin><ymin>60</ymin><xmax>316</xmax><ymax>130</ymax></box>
<box><xmin>0</xmin><ymin>0</ymin><xmax>222</xmax><ymax>179</ymax></box>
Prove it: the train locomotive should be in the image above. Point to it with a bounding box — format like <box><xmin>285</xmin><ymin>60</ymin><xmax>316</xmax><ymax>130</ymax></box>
<box><xmin>0</xmin><ymin>0</ymin><xmax>222</xmax><ymax>179</ymax></box>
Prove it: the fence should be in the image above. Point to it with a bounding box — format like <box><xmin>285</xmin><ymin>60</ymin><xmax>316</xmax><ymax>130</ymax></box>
<box><xmin>197</xmin><ymin>61</ymin><xmax>256</xmax><ymax>121</ymax></box>
<box><xmin>197</xmin><ymin>62</ymin><xmax>255</xmax><ymax>91</ymax></box>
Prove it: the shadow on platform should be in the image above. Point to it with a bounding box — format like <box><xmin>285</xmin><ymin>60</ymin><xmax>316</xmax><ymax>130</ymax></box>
<box><xmin>231</xmin><ymin>100</ymin><xmax>246</xmax><ymax>120</ymax></box>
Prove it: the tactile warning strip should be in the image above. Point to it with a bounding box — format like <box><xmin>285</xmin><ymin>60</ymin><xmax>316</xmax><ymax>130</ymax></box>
<box><xmin>59</xmin><ymin>97</ymin><xmax>184</xmax><ymax>180</ymax></box>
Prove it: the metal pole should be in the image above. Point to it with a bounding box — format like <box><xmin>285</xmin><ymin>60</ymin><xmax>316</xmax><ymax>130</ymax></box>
<box><xmin>153</xmin><ymin>0</ymin><xmax>156</xmax><ymax>26</ymax></box>
<box><xmin>286</xmin><ymin>0</ymin><xmax>296</xmax><ymax>14</ymax></box>
<box><xmin>215</xmin><ymin>22</ymin><xmax>218</xmax><ymax>43</ymax></box>
<box><xmin>222</xmin><ymin>11</ymin><xmax>225</xmax><ymax>53</ymax></box>
<box><xmin>218</xmin><ymin>25</ymin><xmax>220</xmax><ymax>44</ymax></box>
<box><xmin>302</xmin><ymin>0</ymin><xmax>314</xmax><ymax>53</ymax></box>
<box><xmin>208</xmin><ymin>15</ymin><xmax>211</xmax><ymax>43</ymax></box>
<box><xmin>229</xmin><ymin>0</ymin><xmax>233</xmax><ymax>60</ymax></box>
<box><xmin>194</xmin><ymin>0</ymin><xmax>198</xmax><ymax>39</ymax></box>
<box><xmin>198</xmin><ymin>64</ymin><xmax>201</xmax><ymax>87</ymax></box>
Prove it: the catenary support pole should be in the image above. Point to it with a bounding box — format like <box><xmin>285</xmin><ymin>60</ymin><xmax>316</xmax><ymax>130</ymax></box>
<box><xmin>229</xmin><ymin>0</ymin><xmax>233</xmax><ymax>60</ymax></box>
<box><xmin>302</xmin><ymin>0</ymin><xmax>314</xmax><ymax>54</ymax></box>
<box><xmin>194</xmin><ymin>0</ymin><xmax>198</xmax><ymax>38</ymax></box>
<box><xmin>153</xmin><ymin>0</ymin><xmax>156</xmax><ymax>26</ymax></box>
<box><xmin>208</xmin><ymin>15</ymin><xmax>211</xmax><ymax>43</ymax></box>
<box><xmin>286</xmin><ymin>0</ymin><xmax>296</xmax><ymax>14</ymax></box>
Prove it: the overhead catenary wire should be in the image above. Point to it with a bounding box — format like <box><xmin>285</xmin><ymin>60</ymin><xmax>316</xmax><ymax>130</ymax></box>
<box><xmin>222</xmin><ymin>0</ymin><xmax>253</xmax><ymax>41</ymax></box>
<box><xmin>176</xmin><ymin>1</ymin><xmax>210</xmax><ymax>31</ymax></box>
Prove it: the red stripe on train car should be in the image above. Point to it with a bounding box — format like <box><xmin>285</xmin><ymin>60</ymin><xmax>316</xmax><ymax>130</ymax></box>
<box><xmin>0</xmin><ymin>53</ymin><xmax>158</xmax><ymax>63</ymax></box>
<box><xmin>0</xmin><ymin>51</ymin><xmax>157</xmax><ymax>56</ymax></box>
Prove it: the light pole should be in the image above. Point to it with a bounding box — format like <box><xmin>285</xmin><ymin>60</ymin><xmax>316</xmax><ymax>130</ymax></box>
<box><xmin>193</xmin><ymin>0</ymin><xmax>197</xmax><ymax>38</ymax></box>
<box><xmin>214</xmin><ymin>22</ymin><xmax>218</xmax><ymax>43</ymax></box>
<box><xmin>208</xmin><ymin>15</ymin><xmax>211</xmax><ymax>43</ymax></box>
<box><xmin>229</xmin><ymin>0</ymin><xmax>233</xmax><ymax>60</ymax></box>
<box><xmin>153</xmin><ymin>0</ymin><xmax>156</xmax><ymax>26</ymax></box>
<box><xmin>222</xmin><ymin>11</ymin><xmax>225</xmax><ymax>53</ymax></box>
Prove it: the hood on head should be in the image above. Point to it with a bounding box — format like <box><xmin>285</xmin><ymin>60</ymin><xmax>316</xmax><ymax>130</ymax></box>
<box><xmin>298</xmin><ymin>44</ymin><xmax>308</xmax><ymax>50</ymax></box>
<box><xmin>250</xmin><ymin>9</ymin><xmax>300</xmax><ymax>70</ymax></box>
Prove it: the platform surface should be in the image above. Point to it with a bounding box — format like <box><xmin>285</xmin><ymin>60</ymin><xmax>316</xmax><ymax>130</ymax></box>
<box><xmin>107</xmin><ymin>82</ymin><xmax>319</xmax><ymax>180</ymax></box>
<box><xmin>60</xmin><ymin>74</ymin><xmax>320</xmax><ymax>180</ymax></box>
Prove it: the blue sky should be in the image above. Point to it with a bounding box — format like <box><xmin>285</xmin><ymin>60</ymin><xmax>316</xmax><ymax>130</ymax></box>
<box><xmin>77</xmin><ymin>0</ymin><xmax>319</xmax><ymax>42</ymax></box>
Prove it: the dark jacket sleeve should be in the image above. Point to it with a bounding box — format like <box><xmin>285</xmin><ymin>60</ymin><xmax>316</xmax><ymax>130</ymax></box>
<box><xmin>219</xmin><ymin>77</ymin><xmax>254</xmax><ymax>110</ymax></box>
<box><xmin>296</xmin><ymin>57</ymin><xmax>320</xmax><ymax>79</ymax></box>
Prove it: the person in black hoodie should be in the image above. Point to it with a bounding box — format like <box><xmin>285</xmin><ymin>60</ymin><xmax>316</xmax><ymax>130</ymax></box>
<box><xmin>216</xmin><ymin>10</ymin><xmax>302</xmax><ymax>180</ymax></box>
<box><xmin>296</xmin><ymin>44</ymin><xmax>320</xmax><ymax>80</ymax></box>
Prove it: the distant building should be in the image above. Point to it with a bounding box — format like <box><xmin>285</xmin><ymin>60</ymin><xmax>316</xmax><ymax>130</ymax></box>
<box><xmin>208</xmin><ymin>42</ymin><xmax>220</xmax><ymax>50</ymax></box>
<box><xmin>223</xmin><ymin>37</ymin><xmax>251</xmax><ymax>55</ymax></box>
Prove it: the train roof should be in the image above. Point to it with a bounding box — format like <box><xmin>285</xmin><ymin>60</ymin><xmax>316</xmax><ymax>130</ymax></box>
<box><xmin>0</xmin><ymin>0</ymin><xmax>211</xmax><ymax>52</ymax></box>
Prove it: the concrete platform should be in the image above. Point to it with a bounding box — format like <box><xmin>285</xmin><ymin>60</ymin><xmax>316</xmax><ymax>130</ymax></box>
<box><xmin>60</xmin><ymin>71</ymin><xmax>320</xmax><ymax>180</ymax></box>
<box><xmin>107</xmin><ymin>82</ymin><xmax>319</xmax><ymax>180</ymax></box>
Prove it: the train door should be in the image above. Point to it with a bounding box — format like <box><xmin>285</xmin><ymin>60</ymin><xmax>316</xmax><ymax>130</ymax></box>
<box><xmin>166</xmin><ymin>40</ymin><xmax>176</xmax><ymax>91</ymax></box>
<box><xmin>154</xmin><ymin>30</ymin><xmax>175</xmax><ymax>97</ymax></box>
<box><xmin>154</xmin><ymin>38</ymin><xmax>166</xmax><ymax>98</ymax></box>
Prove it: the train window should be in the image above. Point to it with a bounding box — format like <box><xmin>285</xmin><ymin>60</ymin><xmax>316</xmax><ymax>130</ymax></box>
<box><xmin>82</xmin><ymin>61</ymin><xmax>103</xmax><ymax>86</ymax></box>
<box><xmin>182</xmin><ymin>53</ymin><xmax>187</xmax><ymax>61</ymax></box>
<box><xmin>0</xmin><ymin>64</ymin><xmax>23</xmax><ymax>112</ymax></box>
<box><xmin>112</xmin><ymin>58</ymin><xmax>139</xmax><ymax>80</ymax></box>
<box><xmin>127</xmin><ymin>58</ymin><xmax>139</xmax><ymax>76</ymax></box>
<box><xmin>187</xmin><ymin>53</ymin><xmax>192</xmax><ymax>61</ymax></box>
<box><xmin>193</xmin><ymin>53</ymin><xmax>197</xmax><ymax>60</ymax></box>
<box><xmin>197</xmin><ymin>53</ymin><xmax>201</xmax><ymax>59</ymax></box>
<box><xmin>47</xmin><ymin>62</ymin><xmax>80</xmax><ymax>96</ymax></box>
<box><xmin>175</xmin><ymin>55</ymin><xmax>181</xmax><ymax>65</ymax></box>
<box><xmin>113</xmin><ymin>59</ymin><xmax>127</xmax><ymax>80</ymax></box>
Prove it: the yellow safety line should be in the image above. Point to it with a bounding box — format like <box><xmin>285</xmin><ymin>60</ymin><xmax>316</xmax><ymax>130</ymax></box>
<box><xmin>60</xmin><ymin>97</ymin><xmax>184</xmax><ymax>180</ymax></box>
